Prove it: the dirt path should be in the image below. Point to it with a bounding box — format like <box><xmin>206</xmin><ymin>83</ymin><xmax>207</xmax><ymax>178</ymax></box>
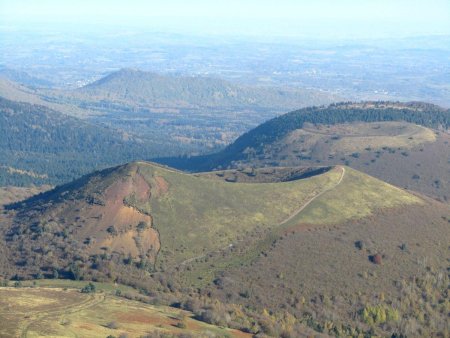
<box><xmin>179</xmin><ymin>166</ymin><xmax>346</xmax><ymax>267</ymax></box>
<box><xmin>20</xmin><ymin>292</ymin><xmax>106</xmax><ymax>338</ymax></box>
<box><xmin>278</xmin><ymin>166</ymin><xmax>345</xmax><ymax>226</ymax></box>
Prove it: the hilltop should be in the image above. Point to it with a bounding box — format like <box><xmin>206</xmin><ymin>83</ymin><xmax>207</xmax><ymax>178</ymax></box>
<box><xmin>2</xmin><ymin>161</ymin><xmax>448</xmax><ymax>336</ymax></box>
<box><xmin>75</xmin><ymin>68</ymin><xmax>337</xmax><ymax>110</ymax></box>
<box><xmin>4</xmin><ymin>161</ymin><xmax>421</xmax><ymax>275</ymax></box>
<box><xmin>159</xmin><ymin>101</ymin><xmax>450</xmax><ymax>201</ymax></box>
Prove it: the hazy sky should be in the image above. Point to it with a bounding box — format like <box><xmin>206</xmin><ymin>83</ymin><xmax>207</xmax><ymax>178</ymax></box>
<box><xmin>1</xmin><ymin>0</ymin><xmax>450</xmax><ymax>39</ymax></box>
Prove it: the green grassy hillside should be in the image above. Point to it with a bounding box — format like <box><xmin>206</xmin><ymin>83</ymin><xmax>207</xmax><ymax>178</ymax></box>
<box><xmin>124</xmin><ymin>162</ymin><xmax>421</xmax><ymax>268</ymax></box>
<box><xmin>137</xmin><ymin>163</ymin><xmax>339</xmax><ymax>268</ymax></box>
<box><xmin>292</xmin><ymin>167</ymin><xmax>422</xmax><ymax>225</ymax></box>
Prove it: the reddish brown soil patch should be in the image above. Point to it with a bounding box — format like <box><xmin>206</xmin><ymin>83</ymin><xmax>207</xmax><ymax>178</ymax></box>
<box><xmin>69</xmin><ymin>169</ymin><xmax>159</xmax><ymax>261</ymax></box>
<box><xmin>370</xmin><ymin>253</ymin><xmax>383</xmax><ymax>264</ymax></box>
<box><xmin>134</xmin><ymin>173</ymin><xmax>151</xmax><ymax>201</ymax></box>
<box><xmin>153</xmin><ymin>176</ymin><xmax>169</xmax><ymax>196</ymax></box>
<box><xmin>117</xmin><ymin>311</ymin><xmax>177</xmax><ymax>326</ymax></box>
<box><xmin>77</xmin><ymin>323</ymin><xmax>94</xmax><ymax>330</ymax></box>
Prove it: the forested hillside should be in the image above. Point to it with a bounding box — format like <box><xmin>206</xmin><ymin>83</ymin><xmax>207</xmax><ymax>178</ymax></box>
<box><xmin>0</xmin><ymin>97</ymin><xmax>185</xmax><ymax>186</ymax></box>
<box><xmin>219</xmin><ymin>102</ymin><xmax>449</xmax><ymax>162</ymax></box>
<box><xmin>74</xmin><ymin>68</ymin><xmax>337</xmax><ymax>110</ymax></box>
<box><xmin>159</xmin><ymin>101</ymin><xmax>450</xmax><ymax>171</ymax></box>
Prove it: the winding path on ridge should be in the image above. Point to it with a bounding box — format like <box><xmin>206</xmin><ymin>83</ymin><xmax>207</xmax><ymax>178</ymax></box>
<box><xmin>179</xmin><ymin>166</ymin><xmax>346</xmax><ymax>267</ymax></box>
<box><xmin>278</xmin><ymin>166</ymin><xmax>346</xmax><ymax>226</ymax></box>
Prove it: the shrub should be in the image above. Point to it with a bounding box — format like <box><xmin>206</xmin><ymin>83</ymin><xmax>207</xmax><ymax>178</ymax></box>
<box><xmin>60</xmin><ymin>318</ymin><xmax>71</xmax><ymax>326</ymax></box>
<box><xmin>176</xmin><ymin>321</ymin><xmax>187</xmax><ymax>329</ymax></box>
<box><xmin>362</xmin><ymin>305</ymin><xmax>399</xmax><ymax>325</ymax></box>
<box><xmin>106</xmin><ymin>226</ymin><xmax>117</xmax><ymax>235</ymax></box>
<box><xmin>106</xmin><ymin>321</ymin><xmax>119</xmax><ymax>329</ymax></box>
<box><xmin>80</xmin><ymin>282</ymin><xmax>96</xmax><ymax>293</ymax></box>
<box><xmin>370</xmin><ymin>253</ymin><xmax>382</xmax><ymax>265</ymax></box>
<box><xmin>137</xmin><ymin>221</ymin><xmax>148</xmax><ymax>231</ymax></box>
<box><xmin>355</xmin><ymin>240</ymin><xmax>364</xmax><ymax>250</ymax></box>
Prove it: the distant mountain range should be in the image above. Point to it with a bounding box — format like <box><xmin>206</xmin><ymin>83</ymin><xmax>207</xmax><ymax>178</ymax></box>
<box><xmin>72</xmin><ymin>68</ymin><xmax>338</xmax><ymax>110</ymax></box>
<box><xmin>0</xmin><ymin>68</ymin><xmax>338</xmax><ymax>116</ymax></box>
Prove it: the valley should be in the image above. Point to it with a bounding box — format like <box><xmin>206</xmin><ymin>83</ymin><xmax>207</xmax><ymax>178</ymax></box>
<box><xmin>0</xmin><ymin>70</ymin><xmax>337</xmax><ymax>186</ymax></box>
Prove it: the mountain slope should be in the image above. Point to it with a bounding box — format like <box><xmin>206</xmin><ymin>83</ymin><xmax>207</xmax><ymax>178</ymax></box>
<box><xmin>0</xmin><ymin>77</ymin><xmax>94</xmax><ymax>117</ymax></box>
<box><xmin>0</xmin><ymin>281</ymin><xmax>251</xmax><ymax>338</ymax></box>
<box><xmin>2</xmin><ymin>161</ymin><xmax>448</xmax><ymax>336</ymax></box>
<box><xmin>3</xmin><ymin>161</ymin><xmax>422</xmax><ymax>277</ymax></box>
<box><xmin>0</xmin><ymin>66</ymin><xmax>52</xmax><ymax>88</ymax></box>
<box><xmin>158</xmin><ymin>101</ymin><xmax>450</xmax><ymax>201</ymax></box>
<box><xmin>0</xmin><ymin>72</ymin><xmax>340</xmax><ymax>176</ymax></box>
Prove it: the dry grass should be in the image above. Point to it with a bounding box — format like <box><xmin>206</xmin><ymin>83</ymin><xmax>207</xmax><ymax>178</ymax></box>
<box><xmin>0</xmin><ymin>286</ymin><xmax>249</xmax><ymax>338</ymax></box>
<box><xmin>294</xmin><ymin>167</ymin><xmax>422</xmax><ymax>225</ymax></box>
<box><xmin>290</xmin><ymin>121</ymin><xmax>436</xmax><ymax>154</ymax></box>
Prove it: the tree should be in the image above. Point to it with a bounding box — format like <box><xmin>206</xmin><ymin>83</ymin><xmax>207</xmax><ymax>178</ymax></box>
<box><xmin>70</xmin><ymin>263</ymin><xmax>82</xmax><ymax>280</ymax></box>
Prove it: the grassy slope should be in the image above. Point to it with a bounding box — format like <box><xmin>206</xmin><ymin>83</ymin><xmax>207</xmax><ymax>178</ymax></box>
<box><xmin>292</xmin><ymin>122</ymin><xmax>436</xmax><ymax>154</ymax></box>
<box><xmin>134</xmin><ymin>163</ymin><xmax>341</xmax><ymax>267</ymax></box>
<box><xmin>127</xmin><ymin>163</ymin><xmax>422</xmax><ymax>272</ymax></box>
<box><xmin>151</xmin><ymin>165</ymin><xmax>423</xmax><ymax>287</ymax></box>
<box><xmin>0</xmin><ymin>281</ymin><xmax>249</xmax><ymax>338</ymax></box>
<box><xmin>293</xmin><ymin>167</ymin><xmax>422</xmax><ymax>225</ymax></box>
